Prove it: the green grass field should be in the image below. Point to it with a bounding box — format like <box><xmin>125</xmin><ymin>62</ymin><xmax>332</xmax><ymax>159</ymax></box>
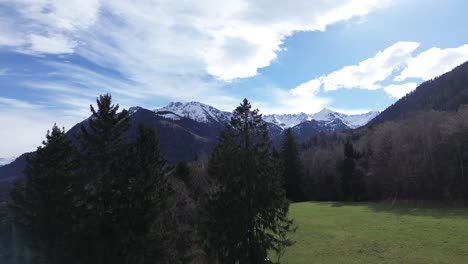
<box><xmin>272</xmin><ymin>202</ymin><xmax>468</xmax><ymax>264</ymax></box>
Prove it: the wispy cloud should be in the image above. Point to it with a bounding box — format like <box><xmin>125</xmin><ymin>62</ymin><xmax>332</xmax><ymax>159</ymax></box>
<box><xmin>291</xmin><ymin>42</ymin><xmax>420</xmax><ymax>97</ymax></box>
<box><xmin>0</xmin><ymin>97</ymin><xmax>43</xmax><ymax>109</ymax></box>
<box><xmin>0</xmin><ymin>0</ymin><xmax>390</xmax><ymax>89</ymax></box>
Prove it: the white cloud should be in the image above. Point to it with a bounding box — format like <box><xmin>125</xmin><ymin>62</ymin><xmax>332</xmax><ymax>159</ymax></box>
<box><xmin>27</xmin><ymin>34</ymin><xmax>76</xmax><ymax>54</ymax></box>
<box><xmin>323</xmin><ymin>42</ymin><xmax>420</xmax><ymax>90</ymax></box>
<box><xmin>0</xmin><ymin>0</ymin><xmax>390</xmax><ymax>80</ymax></box>
<box><xmin>291</xmin><ymin>42</ymin><xmax>468</xmax><ymax>102</ymax></box>
<box><xmin>383</xmin><ymin>82</ymin><xmax>417</xmax><ymax>99</ymax></box>
<box><xmin>291</xmin><ymin>41</ymin><xmax>420</xmax><ymax>96</ymax></box>
<box><xmin>395</xmin><ymin>44</ymin><xmax>468</xmax><ymax>81</ymax></box>
<box><xmin>252</xmin><ymin>87</ymin><xmax>330</xmax><ymax>115</ymax></box>
<box><xmin>291</xmin><ymin>78</ymin><xmax>322</xmax><ymax>97</ymax></box>
<box><xmin>12</xmin><ymin>0</ymin><xmax>101</xmax><ymax>31</ymax></box>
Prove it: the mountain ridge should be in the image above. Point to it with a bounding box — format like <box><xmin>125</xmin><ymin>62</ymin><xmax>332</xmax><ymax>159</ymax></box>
<box><xmin>154</xmin><ymin>101</ymin><xmax>379</xmax><ymax>130</ymax></box>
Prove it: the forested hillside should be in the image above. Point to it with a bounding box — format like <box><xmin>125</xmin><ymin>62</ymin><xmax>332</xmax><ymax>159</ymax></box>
<box><xmin>301</xmin><ymin>108</ymin><xmax>468</xmax><ymax>202</ymax></box>
<box><xmin>370</xmin><ymin>61</ymin><xmax>468</xmax><ymax>125</ymax></box>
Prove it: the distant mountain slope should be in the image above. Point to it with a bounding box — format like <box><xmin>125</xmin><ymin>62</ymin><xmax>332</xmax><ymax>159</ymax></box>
<box><xmin>369</xmin><ymin>60</ymin><xmax>468</xmax><ymax>125</ymax></box>
<box><xmin>64</xmin><ymin>107</ymin><xmax>226</xmax><ymax>163</ymax></box>
<box><xmin>0</xmin><ymin>153</ymin><xmax>28</xmax><ymax>200</ymax></box>
<box><xmin>292</xmin><ymin>118</ymin><xmax>351</xmax><ymax>143</ymax></box>
<box><xmin>0</xmin><ymin>157</ymin><xmax>16</xmax><ymax>167</ymax></box>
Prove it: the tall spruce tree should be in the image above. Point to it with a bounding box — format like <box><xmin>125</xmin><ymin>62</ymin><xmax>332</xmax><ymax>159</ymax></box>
<box><xmin>119</xmin><ymin>124</ymin><xmax>172</xmax><ymax>263</ymax></box>
<box><xmin>281</xmin><ymin>128</ymin><xmax>304</xmax><ymax>201</ymax></box>
<box><xmin>75</xmin><ymin>94</ymin><xmax>131</xmax><ymax>263</ymax></box>
<box><xmin>9</xmin><ymin>124</ymin><xmax>76</xmax><ymax>264</ymax></box>
<box><xmin>203</xmin><ymin>99</ymin><xmax>294</xmax><ymax>264</ymax></box>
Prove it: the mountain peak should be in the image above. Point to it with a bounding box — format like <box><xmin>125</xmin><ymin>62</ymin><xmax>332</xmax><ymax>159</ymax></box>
<box><xmin>154</xmin><ymin>101</ymin><xmax>231</xmax><ymax>123</ymax></box>
<box><xmin>317</xmin><ymin>107</ymin><xmax>333</xmax><ymax>113</ymax></box>
<box><xmin>153</xmin><ymin>101</ymin><xmax>378</xmax><ymax>129</ymax></box>
<box><xmin>128</xmin><ymin>106</ymin><xmax>143</xmax><ymax>115</ymax></box>
<box><xmin>312</xmin><ymin>108</ymin><xmax>340</xmax><ymax>121</ymax></box>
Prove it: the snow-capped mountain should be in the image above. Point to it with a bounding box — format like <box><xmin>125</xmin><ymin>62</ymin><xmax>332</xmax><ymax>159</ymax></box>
<box><xmin>264</xmin><ymin>108</ymin><xmax>379</xmax><ymax>129</ymax></box>
<box><xmin>155</xmin><ymin>102</ymin><xmax>379</xmax><ymax>130</ymax></box>
<box><xmin>311</xmin><ymin>108</ymin><xmax>380</xmax><ymax>129</ymax></box>
<box><xmin>0</xmin><ymin>157</ymin><xmax>16</xmax><ymax>167</ymax></box>
<box><xmin>340</xmin><ymin>111</ymin><xmax>380</xmax><ymax>129</ymax></box>
<box><xmin>263</xmin><ymin>113</ymin><xmax>310</xmax><ymax>129</ymax></box>
<box><xmin>154</xmin><ymin>102</ymin><xmax>231</xmax><ymax>124</ymax></box>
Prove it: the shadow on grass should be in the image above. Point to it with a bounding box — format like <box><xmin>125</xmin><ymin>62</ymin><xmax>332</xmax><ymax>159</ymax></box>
<box><xmin>327</xmin><ymin>201</ymin><xmax>468</xmax><ymax>219</ymax></box>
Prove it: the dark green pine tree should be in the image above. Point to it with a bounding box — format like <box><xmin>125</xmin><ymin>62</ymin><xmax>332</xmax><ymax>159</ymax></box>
<box><xmin>203</xmin><ymin>99</ymin><xmax>294</xmax><ymax>264</ymax></box>
<box><xmin>9</xmin><ymin>124</ymin><xmax>76</xmax><ymax>264</ymax></box>
<box><xmin>281</xmin><ymin>128</ymin><xmax>304</xmax><ymax>202</ymax></box>
<box><xmin>75</xmin><ymin>94</ymin><xmax>131</xmax><ymax>263</ymax></box>
<box><xmin>119</xmin><ymin>124</ymin><xmax>172</xmax><ymax>264</ymax></box>
<box><xmin>339</xmin><ymin>140</ymin><xmax>365</xmax><ymax>201</ymax></box>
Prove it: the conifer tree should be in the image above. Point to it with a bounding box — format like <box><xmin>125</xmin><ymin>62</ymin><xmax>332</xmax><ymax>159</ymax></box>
<box><xmin>203</xmin><ymin>99</ymin><xmax>294</xmax><ymax>264</ymax></box>
<box><xmin>75</xmin><ymin>94</ymin><xmax>131</xmax><ymax>263</ymax></box>
<box><xmin>281</xmin><ymin>128</ymin><xmax>304</xmax><ymax>201</ymax></box>
<box><xmin>119</xmin><ymin>124</ymin><xmax>172</xmax><ymax>263</ymax></box>
<box><xmin>339</xmin><ymin>140</ymin><xmax>365</xmax><ymax>201</ymax></box>
<box><xmin>9</xmin><ymin>124</ymin><xmax>76</xmax><ymax>264</ymax></box>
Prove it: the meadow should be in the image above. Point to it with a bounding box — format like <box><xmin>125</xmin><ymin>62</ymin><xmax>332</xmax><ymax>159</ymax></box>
<box><xmin>274</xmin><ymin>202</ymin><xmax>468</xmax><ymax>264</ymax></box>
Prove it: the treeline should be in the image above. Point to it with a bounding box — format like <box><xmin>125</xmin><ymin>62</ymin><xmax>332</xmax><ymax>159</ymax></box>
<box><xmin>0</xmin><ymin>95</ymin><xmax>295</xmax><ymax>264</ymax></box>
<box><xmin>301</xmin><ymin>107</ymin><xmax>468</xmax><ymax>203</ymax></box>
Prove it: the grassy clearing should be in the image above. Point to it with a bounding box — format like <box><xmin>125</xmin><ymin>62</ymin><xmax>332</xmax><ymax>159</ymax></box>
<box><xmin>273</xmin><ymin>202</ymin><xmax>468</xmax><ymax>264</ymax></box>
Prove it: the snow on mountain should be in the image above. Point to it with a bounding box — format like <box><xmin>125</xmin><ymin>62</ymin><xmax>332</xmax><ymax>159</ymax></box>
<box><xmin>341</xmin><ymin>111</ymin><xmax>380</xmax><ymax>129</ymax></box>
<box><xmin>311</xmin><ymin>108</ymin><xmax>345</xmax><ymax>122</ymax></box>
<box><xmin>153</xmin><ymin>102</ymin><xmax>378</xmax><ymax>129</ymax></box>
<box><xmin>263</xmin><ymin>113</ymin><xmax>310</xmax><ymax>129</ymax></box>
<box><xmin>128</xmin><ymin>106</ymin><xmax>142</xmax><ymax>115</ymax></box>
<box><xmin>154</xmin><ymin>102</ymin><xmax>231</xmax><ymax>123</ymax></box>
<box><xmin>265</xmin><ymin>108</ymin><xmax>379</xmax><ymax>129</ymax></box>
<box><xmin>311</xmin><ymin>108</ymin><xmax>380</xmax><ymax>129</ymax></box>
<box><xmin>0</xmin><ymin>157</ymin><xmax>16</xmax><ymax>167</ymax></box>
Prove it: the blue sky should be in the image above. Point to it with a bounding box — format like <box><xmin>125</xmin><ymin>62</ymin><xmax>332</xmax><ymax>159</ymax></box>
<box><xmin>1</xmin><ymin>0</ymin><xmax>468</xmax><ymax>157</ymax></box>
